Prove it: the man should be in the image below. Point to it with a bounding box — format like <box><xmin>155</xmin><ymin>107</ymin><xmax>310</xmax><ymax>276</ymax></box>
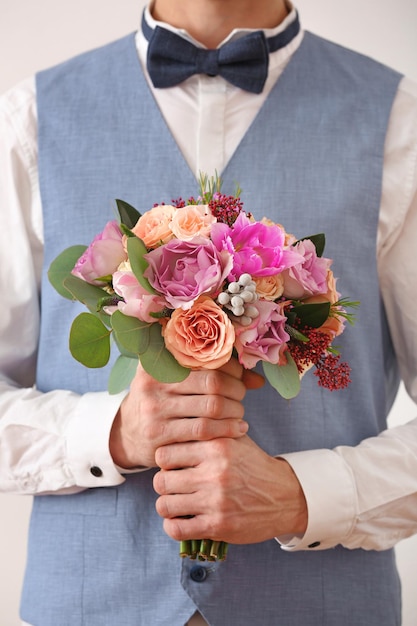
<box><xmin>1</xmin><ymin>0</ymin><xmax>417</xmax><ymax>624</ymax></box>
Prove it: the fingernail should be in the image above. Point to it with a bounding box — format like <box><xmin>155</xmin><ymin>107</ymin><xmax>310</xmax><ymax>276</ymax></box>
<box><xmin>239</xmin><ymin>420</ymin><xmax>249</xmax><ymax>433</ymax></box>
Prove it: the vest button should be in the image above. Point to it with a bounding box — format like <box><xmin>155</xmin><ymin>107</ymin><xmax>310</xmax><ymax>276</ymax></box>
<box><xmin>90</xmin><ymin>466</ymin><xmax>103</xmax><ymax>477</ymax></box>
<box><xmin>190</xmin><ymin>565</ymin><xmax>208</xmax><ymax>582</ymax></box>
<box><xmin>308</xmin><ymin>541</ymin><xmax>321</xmax><ymax>548</ymax></box>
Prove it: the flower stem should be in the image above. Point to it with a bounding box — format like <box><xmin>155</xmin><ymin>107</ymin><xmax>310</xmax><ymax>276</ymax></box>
<box><xmin>180</xmin><ymin>540</ymin><xmax>191</xmax><ymax>558</ymax></box>
<box><xmin>179</xmin><ymin>539</ymin><xmax>229</xmax><ymax>561</ymax></box>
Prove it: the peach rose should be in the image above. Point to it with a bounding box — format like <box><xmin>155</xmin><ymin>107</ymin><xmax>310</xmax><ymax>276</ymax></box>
<box><xmin>319</xmin><ymin>314</ymin><xmax>345</xmax><ymax>339</ymax></box>
<box><xmin>303</xmin><ymin>270</ymin><xmax>344</xmax><ymax>339</ymax></box>
<box><xmin>170</xmin><ymin>204</ymin><xmax>217</xmax><ymax>240</ymax></box>
<box><xmin>253</xmin><ymin>274</ymin><xmax>284</xmax><ymax>300</ymax></box>
<box><xmin>162</xmin><ymin>296</ymin><xmax>235</xmax><ymax>369</ymax></box>
<box><xmin>132</xmin><ymin>205</ymin><xmax>176</xmax><ymax>248</ymax></box>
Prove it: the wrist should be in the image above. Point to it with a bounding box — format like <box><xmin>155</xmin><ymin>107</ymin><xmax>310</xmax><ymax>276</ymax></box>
<box><xmin>273</xmin><ymin>458</ymin><xmax>308</xmax><ymax>536</ymax></box>
<box><xmin>109</xmin><ymin>408</ymin><xmax>139</xmax><ymax>469</ymax></box>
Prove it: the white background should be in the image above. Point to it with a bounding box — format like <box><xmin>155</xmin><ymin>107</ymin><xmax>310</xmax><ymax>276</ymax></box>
<box><xmin>0</xmin><ymin>1</ymin><xmax>416</xmax><ymax>624</ymax></box>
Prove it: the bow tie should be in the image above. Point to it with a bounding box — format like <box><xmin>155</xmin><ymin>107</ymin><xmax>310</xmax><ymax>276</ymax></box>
<box><xmin>142</xmin><ymin>12</ymin><xmax>300</xmax><ymax>94</ymax></box>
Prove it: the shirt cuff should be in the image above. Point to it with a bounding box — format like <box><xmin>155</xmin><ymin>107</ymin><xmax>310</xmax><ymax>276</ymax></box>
<box><xmin>276</xmin><ymin>449</ymin><xmax>357</xmax><ymax>551</ymax></box>
<box><xmin>65</xmin><ymin>390</ymin><xmax>129</xmax><ymax>488</ymax></box>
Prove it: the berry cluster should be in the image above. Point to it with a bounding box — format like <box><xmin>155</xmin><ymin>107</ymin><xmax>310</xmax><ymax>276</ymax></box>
<box><xmin>314</xmin><ymin>354</ymin><xmax>351</xmax><ymax>391</ymax></box>
<box><xmin>208</xmin><ymin>193</ymin><xmax>245</xmax><ymax>226</ymax></box>
<box><xmin>217</xmin><ymin>274</ymin><xmax>259</xmax><ymax>326</ymax></box>
<box><xmin>288</xmin><ymin>326</ymin><xmax>351</xmax><ymax>391</ymax></box>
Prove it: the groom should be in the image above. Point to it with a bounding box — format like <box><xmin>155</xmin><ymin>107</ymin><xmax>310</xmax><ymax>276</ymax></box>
<box><xmin>2</xmin><ymin>1</ymin><xmax>416</xmax><ymax>625</ymax></box>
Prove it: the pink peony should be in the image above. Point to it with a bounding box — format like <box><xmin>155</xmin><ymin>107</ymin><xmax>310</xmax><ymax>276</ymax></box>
<box><xmin>72</xmin><ymin>220</ymin><xmax>127</xmax><ymax>285</ymax></box>
<box><xmin>210</xmin><ymin>211</ymin><xmax>301</xmax><ymax>281</ymax></box>
<box><xmin>112</xmin><ymin>269</ymin><xmax>167</xmax><ymax>322</ymax></box>
<box><xmin>234</xmin><ymin>300</ymin><xmax>290</xmax><ymax>369</ymax></box>
<box><xmin>162</xmin><ymin>296</ymin><xmax>235</xmax><ymax>369</ymax></box>
<box><xmin>143</xmin><ymin>237</ymin><xmax>233</xmax><ymax>309</ymax></box>
<box><xmin>281</xmin><ymin>239</ymin><xmax>331</xmax><ymax>300</ymax></box>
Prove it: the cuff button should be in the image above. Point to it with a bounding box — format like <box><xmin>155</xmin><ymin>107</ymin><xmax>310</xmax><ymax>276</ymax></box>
<box><xmin>90</xmin><ymin>466</ymin><xmax>103</xmax><ymax>477</ymax></box>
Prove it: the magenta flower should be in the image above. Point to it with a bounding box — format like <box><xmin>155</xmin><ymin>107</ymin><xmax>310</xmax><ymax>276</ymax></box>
<box><xmin>112</xmin><ymin>270</ymin><xmax>167</xmax><ymax>322</ymax></box>
<box><xmin>210</xmin><ymin>212</ymin><xmax>302</xmax><ymax>281</ymax></box>
<box><xmin>144</xmin><ymin>237</ymin><xmax>233</xmax><ymax>309</ymax></box>
<box><xmin>72</xmin><ymin>220</ymin><xmax>127</xmax><ymax>285</ymax></box>
<box><xmin>281</xmin><ymin>239</ymin><xmax>331</xmax><ymax>300</ymax></box>
<box><xmin>234</xmin><ymin>300</ymin><xmax>290</xmax><ymax>369</ymax></box>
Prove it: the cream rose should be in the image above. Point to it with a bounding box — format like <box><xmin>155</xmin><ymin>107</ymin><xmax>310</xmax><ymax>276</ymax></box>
<box><xmin>170</xmin><ymin>204</ymin><xmax>216</xmax><ymax>240</ymax></box>
<box><xmin>253</xmin><ymin>274</ymin><xmax>284</xmax><ymax>300</ymax></box>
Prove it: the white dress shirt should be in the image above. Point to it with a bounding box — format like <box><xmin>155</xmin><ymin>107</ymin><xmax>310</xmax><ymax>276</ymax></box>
<box><xmin>1</xmin><ymin>2</ymin><xmax>417</xmax><ymax>553</ymax></box>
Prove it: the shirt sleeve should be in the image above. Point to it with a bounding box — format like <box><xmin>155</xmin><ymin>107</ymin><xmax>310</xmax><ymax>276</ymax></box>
<box><xmin>278</xmin><ymin>76</ymin><xmax>417</xmax><ymax>552</ymax></box>
<box><xmin>0</xmin><ymin>79</ymin><xmax>129</xmax><ymax>495</ymax></box>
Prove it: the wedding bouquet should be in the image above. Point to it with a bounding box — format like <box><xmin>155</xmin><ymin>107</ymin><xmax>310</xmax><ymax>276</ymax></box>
<box><xmin>49</xmin><ymin>174</ymin><xmax>356</xmax><ymax>398</ymax></box>
<box><xmin>49</xmin><ymin>175</ymin><xmax>357</xmax><ymax>560</ymax></box>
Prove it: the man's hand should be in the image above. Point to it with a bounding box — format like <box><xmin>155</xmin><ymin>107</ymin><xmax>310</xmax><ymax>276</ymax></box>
<box><xmin>109</xmin><ymin>359</ymin><xmax>264</xmax><ymax>469</ymax></box>
<box><xmin>153</xmin><ymin>435</ymin><xmax>308</xmax><ymax>544</ymax></box>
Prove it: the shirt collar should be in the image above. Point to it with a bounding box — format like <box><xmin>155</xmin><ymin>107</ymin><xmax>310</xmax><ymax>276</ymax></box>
<box><xmin>143</xmin><ymin>0</ymin><xmax>300</xmax><ymax>49</ymax></box>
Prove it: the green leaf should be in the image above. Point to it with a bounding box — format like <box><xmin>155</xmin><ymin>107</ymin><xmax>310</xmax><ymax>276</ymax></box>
<box><xmin>119</xmin><ymin>223</ymin><xmax>136</xmax><ymax>238</ymax></box>
<box><xmin>111</xmin><ymin>310</ymin><xmax>152</xmax><ymax>355</ymax></box>
<box><xmin>63</xmin><ymin>274</ymin><xmax>111</xmax><ymax>325</ymax></box>
<box><xmin>291</xmin><ymin>302</ymin><xmax>331</xmax><ymax>329</ymax></box>
<box><xmin>108</xmin><ymin>355</ymin><xmax>139</xmax><ymax>394</ymax></box>
<box><xmin>294</xmin><ymin>233</ymin><xmax>325</xmax><ymax>257</ymax></box>
<box><xmin>127</xmin><ymin>236</ymin><xmax>156</xmax><ymax>294</ymax></box>
<box><xmin>48</xmin><ymin>245</ymin><xmax>87</xmax><ymax>299</ymax></box>
<box><xmin>285</xmin><ymin>324</ymin><xmax>309</xmax><ymax>342</ymax></box>
<box><xmin>116</xmin><ymin>199</ymin><xmax>141</xmax><ymax>229</ymax></box>
<box><xmin>140</xmin><ymin>323</ymin><xmax>190</xmax><ymax>383</ymax></box>
<box><xmin>262</xmin><ymin>354</ymin><xmax>300</xmax><ymax>400</ymax></box>
<box><xmin>69</xmin><ymin>312</ymin><xmax>111</xmax><ymax>368</ymax></box>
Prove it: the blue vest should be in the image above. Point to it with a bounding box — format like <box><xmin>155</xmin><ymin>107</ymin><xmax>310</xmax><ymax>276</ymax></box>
<box><xmin>21</xmin><ymin>31</ymin><xmax>403</xmax><ymax>625</ymax></box>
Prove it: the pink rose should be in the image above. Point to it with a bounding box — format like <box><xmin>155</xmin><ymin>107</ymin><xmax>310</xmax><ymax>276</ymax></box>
<box><xmin>170</xmin><ymin>204</ymin><xmax>217</xmax><ymax>240</ymax></box>
<box><xmin>72</xmin><ymin>220</ymin><xmax>127</xmax><ymax>285</ymax></box>
<box><xmin>234</xmin><ymin>300</ymin><xmax>290</xmax><ymax>369</ymax></box>
<box><xmin>281</xmin><ymin>239</ymin><xmax>331</xmax><ymax>300</ymax></box>
<box><xmin>211</xmin><ymin>211</ymin><xmax>302</xmax><ymax>281</ymax></box>
<box><xmin>144</xmin><ymin>238</ymin><xmax>233</xmax><ymax>309</ymax></box>
<box><xmin>132</xmin><ymin>204</ymin><xmax>176</xmax><ymax>248</ymax></box>
<box><xmin>112</xmin><ymin>269</ymin><xmax>167</xmax><ymax>322</ymax></box>
<box><xmin>162</xmin><ymin>296</ymin><xmax>235</xmax><ymax>369</ymax></box>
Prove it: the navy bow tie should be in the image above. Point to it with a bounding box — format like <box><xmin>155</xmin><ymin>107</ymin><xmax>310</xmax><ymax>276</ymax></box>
<box><xmin>142</xmin><ymin>12</ymin><xmax>300</xmax><ymax>94</ymax></box>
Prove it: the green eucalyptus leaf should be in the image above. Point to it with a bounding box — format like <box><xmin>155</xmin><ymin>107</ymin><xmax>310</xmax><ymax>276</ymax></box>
<box><xmin>262</xmin><ymin>354</ymin><xmax>300</xmax><ymax>400</ymax></box>
<box><xmin>63</xmin><ymin>274</ymin><xmax>111</xmax><ymax>325</ymax></box>
<box><xmin>69</xmin><ymin>312</ymin><xmax>111</xmax><ymax>368</ymax></box>
<box><xmin>48</xmin><ymin>245</ymin><xmax>87</xmax><ymax>299</ymax></box>
<box><xmin>291</xmin><ymin>302</ymin><xmax>330</xmax><ymax>329</ymax></box>
<box><xmin>116</xmin><ymin>199</ymin><xmax>141</xmax><ymax>229</ymax></box>
<box><xmin>108</xmin><ymin>355</ymin><xmax>139</xmax><ymax>394</ymax></box>
<box><xmin>112</xmin><ymin>325</ymin><xmax>142</xmax><ymax>359</ymax></box>
<box><xmin>140</xmin><ymin>323</ymin><xmax>190</xmax><ymax>383</ymax></box>
<box><xmin>111</xmin><ymin>309</ymin><xmax>152</xmax><ymax>355</ymax></box>
<box><xmin>127</xmin><ymin>236</ymin><xmax>156</xmax><ymax>294</ymax></box>
<box><xmin>294</xmin><ymin>233</ymin><xmax>326</xmax><ymax>257</ymax></box>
